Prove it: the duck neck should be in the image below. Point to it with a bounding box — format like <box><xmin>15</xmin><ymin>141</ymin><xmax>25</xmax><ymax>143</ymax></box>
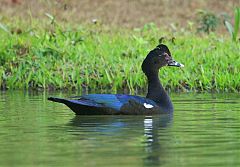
<box><xmin>146</xmin><ymin>71</ymin><xmax>173</xmax><ymax>112</ymax></box>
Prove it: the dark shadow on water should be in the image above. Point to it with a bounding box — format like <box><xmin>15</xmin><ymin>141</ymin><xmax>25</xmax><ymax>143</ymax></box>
<box><xmin>67</xmin><ymin>114</ymin><xmax>173</xmax><ymax>166</ymax></box>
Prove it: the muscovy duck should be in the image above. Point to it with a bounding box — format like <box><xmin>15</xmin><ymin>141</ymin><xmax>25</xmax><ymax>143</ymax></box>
<box><xmin>48</xmin><ymin>44</ymin><xmax>184</xmax><ymax>115</ymax></box>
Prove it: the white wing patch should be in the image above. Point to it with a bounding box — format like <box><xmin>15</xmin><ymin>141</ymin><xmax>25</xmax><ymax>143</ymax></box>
<box><xmin>143</xmin><ymin>103</ymin><xmax>154</xmax><ymax>109</ymax></box>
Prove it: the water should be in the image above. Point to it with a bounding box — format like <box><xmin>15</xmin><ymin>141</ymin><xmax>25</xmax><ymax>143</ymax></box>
<box><xmin>0</xmin><ymin>91</ymin><xmax>239</xmax><ymax>167</ymax></box>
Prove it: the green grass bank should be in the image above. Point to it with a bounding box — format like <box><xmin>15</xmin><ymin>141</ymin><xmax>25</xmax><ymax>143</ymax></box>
<box><xmin>0</xmin><ymin>22</ymin><xmax>239</xmax><ymax>92</ymax></box>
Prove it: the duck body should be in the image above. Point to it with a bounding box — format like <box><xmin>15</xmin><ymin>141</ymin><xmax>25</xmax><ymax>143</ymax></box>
<box><xmin>48</xmin><ymin>44</ymin><xmax>183</xmax><ymax>115</ymax></box>
<box><xmin>48</xmin><ymin>94</ymin><xmax>171</xmax><ymax>115</ymax></box>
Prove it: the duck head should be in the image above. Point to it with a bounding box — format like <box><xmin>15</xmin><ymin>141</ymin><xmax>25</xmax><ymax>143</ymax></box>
<box><xmin>142</xmin><ymin>44</ymin><xmax>184</xmax><ymax>74</ymax></box>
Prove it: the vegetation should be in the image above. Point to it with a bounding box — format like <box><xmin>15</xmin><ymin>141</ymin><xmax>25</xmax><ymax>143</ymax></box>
<box><xmin>196</xmin><ymin>10</ymin><xmax>219</xmax><ymax>33</ymax></box>
<box><xmin>224</xmin><ymin>7</ymin><xmax>240</xmax><ymax>42</ymax></box>
<box><xmin>0</xmin><ymin>19</ymin><xmax>239</xmax><ymax>92</ymax></box>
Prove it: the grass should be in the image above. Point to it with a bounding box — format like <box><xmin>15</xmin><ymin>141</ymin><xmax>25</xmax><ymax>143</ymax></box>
<box><xmin>0</xmin><ymin>20</ymin><xmax>239</xmax><ymax>93</ymax></box>
<box><xmin>224</xmin><ymin>7</ymin><xmax>240</xmax><ymax>42</ymax></box>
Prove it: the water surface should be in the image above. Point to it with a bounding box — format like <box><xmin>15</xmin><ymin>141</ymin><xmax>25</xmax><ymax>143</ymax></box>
<box><xmin>0</xmin><ymin>91</ymin><xmax>239</xmax><ymax>167</ymax></box>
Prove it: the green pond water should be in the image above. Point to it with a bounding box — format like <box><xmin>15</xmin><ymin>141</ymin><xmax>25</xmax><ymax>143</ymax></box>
<box><xmin>0</xmin><ymin>91</ymin><xmax>239</xmax><ymax>167</ymax></box>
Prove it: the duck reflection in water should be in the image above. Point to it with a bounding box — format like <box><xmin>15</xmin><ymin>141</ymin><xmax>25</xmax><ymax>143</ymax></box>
<box><xmin>143</xmin><ymin>115</ymin><xmax>171</xmax><ymax>166</ymax></box>
<box><xmin>67</xmin><ymin>114</ymin><xmax>172</xmax><ymax>166</ymax></box>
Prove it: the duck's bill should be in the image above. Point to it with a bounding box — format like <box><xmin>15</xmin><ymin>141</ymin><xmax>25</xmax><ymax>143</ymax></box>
<box><xmin>168</xmin><ymin>60</ymin><xmax>184</xmax><ymax>67</ymax></box>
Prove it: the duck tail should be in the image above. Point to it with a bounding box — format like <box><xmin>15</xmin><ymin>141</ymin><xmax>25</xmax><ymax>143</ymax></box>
<box><xmin>48</xmin><ymin>97</ymin><xmax>67</xmax><ymax>104</ymax></box>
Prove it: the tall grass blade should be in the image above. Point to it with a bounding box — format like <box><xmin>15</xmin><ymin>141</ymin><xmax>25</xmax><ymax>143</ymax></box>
<box><xmin>225</xmin><ymin>20</ymin><xmax>234</xmax><ymax>38</ymax></box>
<box><xmin>105</xmin><ymin>69</ymin><xmax>112</xmax><ymax>84</ymax></box>
<box><xmin>233</xmin><ymin>8</ymin><xmax>240</xmax><ymax>42</ymax></box>
<box><xmin>0</xmin><ymin>23</ymin><xmax>10</xmax><ymax>34</ymax></box>
<box><xmin>45</xmin><ymin>13</ymin><xmax>55</xmax><ymax>24</ymax></box>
